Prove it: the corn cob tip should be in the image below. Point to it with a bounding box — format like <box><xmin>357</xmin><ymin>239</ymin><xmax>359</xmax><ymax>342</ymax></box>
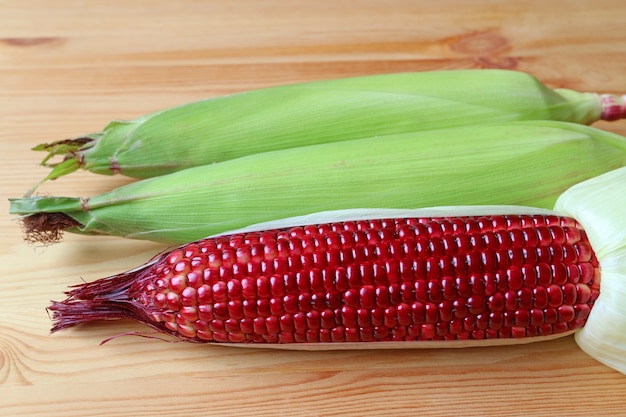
<box><xmin>600</xmin><ymin>94</ymin><xmax>626</xmax><ymax>121</ymax></box>
<box><xmin>48</xmin><ymin>269</ymin><xmax>165</xmax><ymax>335</ymax></box>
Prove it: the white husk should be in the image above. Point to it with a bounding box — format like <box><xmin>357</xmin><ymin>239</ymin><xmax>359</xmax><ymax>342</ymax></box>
<box><xmin>554</xmin><ymin>167</ymin><xmax>626</xmax><ymax>375</ymax></box>
<box><xmin>214</xmin><ymin>332</ymin><xmax>575</xmax><ymax>350</ymax></box>
<box><xmin>211</xmin><ymin>205</ymin><xmax>558</xmax><ymax>237</ymax></box>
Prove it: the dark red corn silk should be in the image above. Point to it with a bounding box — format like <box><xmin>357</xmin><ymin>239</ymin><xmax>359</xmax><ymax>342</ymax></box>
<box><xmin>48</xmin><ymin>215</ymin><xmax>601</xmax><ymax>344</ymax></box>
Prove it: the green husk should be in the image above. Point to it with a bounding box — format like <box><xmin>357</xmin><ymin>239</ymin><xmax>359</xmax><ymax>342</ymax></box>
<box><xmin>33</xmin><ymin>69</ymin><xmax>617</xmax><ymax>183</ymax></box>
<box><xmin>11</xmin><ymin>121</ymin><xmax>626</xmax><ymax>244</ymax></box>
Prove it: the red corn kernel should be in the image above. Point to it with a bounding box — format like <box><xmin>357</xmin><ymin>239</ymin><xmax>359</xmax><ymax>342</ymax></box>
<box><xmin>224</xmin><ymin>318</ymin><xmax>240</xmax><ymax>335</ymax></box>
<box><xmin>153</xmin><ymin>292</ymin><xmax>168</xmax><ymax>309</ymax></box>
<box><xmin>420</xmin><ymin>324</ymin><xmax>435</xmax><ymax>339</ymax></box>
<box><xmin>489</xmin><ymin>311</ymin><xmax>503</xmax><ymax>330</ymax></box>
<box><xmin>345</xmin><ymin>327</ymin><xmax>359</xmax><ymax>342</ymax></box>
<box><xmin>177</xmin><ymin>323</ymin><xmax>197</xmax><ymax>339</ymax></box>
<box><xmin>553</xmin><ymin>322</ymin><xmax>569</xmax><ymax>334</ymax></box>
<box><xmin>384</xmin><ymin>307</ymin><xmax>397</xmax><ymax>328</ymax></box>
<box><xmin>371</xmin><ymin>307</ymin><xmax>384</xmax><ymax>327</ymax></box>
<box><xmin>511</xmin><ymin>327</ymin><xmax>526</xmax><ymax>338</ymax></box>
<box><xmin>522</xmin><ymin>228</ymin><xmax>539</xmax><ymax>248</ymax></box>
<box><xmin>186</xmin><ymin>271</ymin><xmax>203</xmax><ymax>289</ymax></box>
<box><xmin>331</xmin><ymin>326</ymin><xmax>345</xmax><ymax>342</ymax></box>
<box><xmin>436</xmin><ymin>322</ymin><xmax>449</xmax><ymax>337</ymax></box>
<box><xmin>293</xmin><ymin>331</ymin><xmax>305</xmax><ymax>343</ymax></box>
<box><xmin>212</xmin><ymin>281</ymin><xmax>228</xmax><ymax>303</ymax></box>
<box><xmin>166</xmin><ymin>292</ymin><xmax>181</xmax><ymax>310</ymax></box>
<box><xmin>455</xmin><ymin>276</ymin><xmax>472</xmax><ymax>297</ymax></box>
<box><xmin>179</xmin><ymin>306</ymin><xmax>198</xmax><ymax>322</ymax></box>
<box><xmin>396</xmin><ymin>303</ymin><xmax>412</xmax><ymax>326</ymax></box>
<box><xmin>522</xmin><ymin>247</ymin><xmax>538</xmax><ymax>266</ymax></box>
<box><xmin>414</xmin><ymin>279</ymin><xmax>429</xmax><ymax>303</ymax></box>
<box><xmin>268</xmin><ymin>297</ymin><xmax>284</xmax><ymax>316</ymax></box>
<box><xmin>169</xmin><ymin>275</ymin><xmax>187</xmax><ymax>294</ymax></box>
<box><xmin>521</xmin><ymin>265</ymin><xmax>537</xmax><ymax>288</ymax></box>
<box><xmin>475</xmin><ymin>313</ymin><xmax>489</xmax><ymax>330</ymax></box>
<box><xmin>240</xmin><ymin>317</ymin><xmax>254</xmax><ymax>334</ymax></box>
<box><xmin>227</xmin><ymin>332</ymin><xmax>247</xmax><ymax>343</ymax></box>
<box><xmin>562</xmin><ymin>283</ymin><xmax>577</xmax><ymax>305</ymax></box>
<box><xmin>578</xmin><ymin>263</ymin><xmax>597</xmax><ymax>284</ymax></box>
<box><xmin>208</xmin><ymin>319</ymin><xmax>225</xmax><ymax>334</ymax></box>
<box><xmin>425</xmin><ymin>303</ymin><xmax>439</xmax><ymax>324</ymax></box>
<box><xmin>574</xmin><ymin>304</ymin><xmax>591</xmax><ymax>320</ymax></box>
<box><xmin>547</xmin><ymin>285</ymin><xmax>564</xmax><ymax>307</ymax></box>
<box><xmin>253</xmin><ymin>298</ymin><xmax>269</xmax><ymax>317</ymax></box>
<box><xmin>304</xmin><ymin>329</ymin><xmax>320</xmax><ymax>343</ymax></box>
<box><xmin>503</xmin><ymin>311</ymin><xmax>515</xmax><ymax>328</ymax></box>
<box><xmin>552</xmin><ymin>263</ymin><xmax>568</xmax><ymax>286</ymax></box>
<box><xmin>277</xmin><ymin>332</ymin><xmax>293</xmax><ymax>343</ymax></box>
<box><xmin>376</xmin><ymin>285</ymin><xmax>391</xmax><ymax>308</ymax></box>
<box><xmin>467</xmin><ymin>294</ymin><xmax>486</xmax><ymax>314</ymax></box>
<box><xmin>530</xmin><ymin>309</ymin><xmax>544</xmax><ymax>326</ymax></box>
<box><xmin>449</xmin><ymin>318</ymin><xmax>464</xmax><ymax>335</ymax></box>
<box><xmin>544</xmin><ymin>308</ymin><xmax>558</xmax><ymax>324</ymax></box>
<box><xmin>471</xmin><ymin>329</ymin><xmax>486</xmax><ymax>339</ymax></box>
<box><xmin>388</xmin><ymin>283</ymin><xmax>402</xmax><ymax>305</ymax></box>
<box><xmin>279</xmin><ymin>314</ymin><xmax>293</xmax><ymax>333</ymax></box>
<box><xmin>558</xmin><ymin>305</ymin><xmax>576</xmax><ymax>323</ymax></box>
<box><xmin>453</xmin><ymin>298</ymin><xmax>469</xmax><ymax>318</ymax></box>
<box><xmin>517</xmin><ymin>287</ymin><xmax>533</xmax><ymax>309</ymax></box>
<box><xmin>576</xmin><ymin>283</ymin><xmax>592</xmax><ymax>304</ymax></box>
<box><xmin>321</xmin><ymin>309</ymin><xmax>335</xmax><ymax>329</ymax></box>
<box><xmin>227</xmin><ymin>301</ymin><xmax>244</xmax><ymax>320</ymax></box>
<box><xmin>507</xmin><ymin>266</ymin><xmax>524</xmax><ymax>290</ymax></box>
<box><xmin>514</xmin><ymin>310</ymin><xmax>530</xmax><ymax>327</ymax></box>
<box><xmin>438</xmin><ymin>300</ymin><xmax>454</xmax><ymax>322</ymax></box>
<box><xmin>533</xmin><ymin>286</ymin><xmax>549</xmax><ymax>309</ymax></box>
<box><xmin>266</xmin><ymin>316</ymin><xmax>281</xmax><ymax>334</ymax></box>
<box><xmin>469</xmin><ymin>274</ymin><xmax>485</xmax><ymax>295</ymax></box>
<box><xmin>575</xmin><ymin>242</ymin><xmax>594</xmax><ymax>263</ymax></box>
<box><xmin>241</xmin><ymin>299</ymin><xmax>256</xmax><ymax>318</ymax></box>
<box><xmin>410</xmin><ymin>302</ymin><xmax>425</xmax><ymax>324</ymax></box>
<box><xmin>340</xmin><ymin>306</ymin><xmax>357</xmax><ymax>328</ymax></box>
<box><xmin>535</xmin><ymin>226</ymin><xmax>553</xmax><ymax>246</ymax></box>
<box><xmin>252</xmin><ymin>317</ymin><xmax>266</xmax><ymax>334</ymax></box>
<box><xmin>292</xmin><ymin>312</ymin><xmax>307</xmax><ymax>332</ymax></box>
<box><xmin>441</xmin><ymin>277</ymin><xmax>456</xmax><ymax>300</ymax></box>
<box><xmin>536</xmin><ymin>263</ymin><xmax>553</xmax><ymax>286</ymax></box>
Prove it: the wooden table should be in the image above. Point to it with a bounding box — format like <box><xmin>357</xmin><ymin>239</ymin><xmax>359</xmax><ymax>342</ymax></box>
<box><xmin>2</xmin><ymin>1</ymin><xmax>626</xmax><ymax>415</ymax></box>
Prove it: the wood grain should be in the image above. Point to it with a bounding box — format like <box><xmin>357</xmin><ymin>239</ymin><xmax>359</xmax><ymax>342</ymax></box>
<box><xmin>2</xmin><ymin>0</ymin><xmax>626</xmax><ymax>415</ymax></box>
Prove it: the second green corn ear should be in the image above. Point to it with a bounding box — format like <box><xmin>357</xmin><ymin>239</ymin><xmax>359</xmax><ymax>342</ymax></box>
<box><xmin>11</xmin><ymin>120</ymin><xmax>626</xmax><ymax>244</ymax></box>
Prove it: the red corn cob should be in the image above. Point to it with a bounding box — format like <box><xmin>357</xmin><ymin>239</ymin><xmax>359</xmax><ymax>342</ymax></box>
<box><xmin>48</xmin><ymin>214</ymin><xmax>600</xmax><ymax>347</ymax></box>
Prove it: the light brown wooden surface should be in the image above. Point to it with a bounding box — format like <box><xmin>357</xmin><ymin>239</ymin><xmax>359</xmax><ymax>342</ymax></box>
<box><xmin>2</xmin><ymin>1</ymin><xmax>626</xmax><ymax>415</ymax></box>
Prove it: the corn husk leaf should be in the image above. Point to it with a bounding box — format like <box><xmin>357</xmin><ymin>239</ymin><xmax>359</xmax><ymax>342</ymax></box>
<box><xmin>34</xmin><ymin>69</ymin><xmax>612</xmax><ymax>182</ymax></box>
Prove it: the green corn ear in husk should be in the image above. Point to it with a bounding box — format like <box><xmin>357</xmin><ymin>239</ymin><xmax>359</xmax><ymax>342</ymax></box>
<box><xmin>11</xmin><ymin>120</ymin><xmax>626</xmax><ymax>245</ymax></box>
<box><xmin>33</xmin><ymin>70</ymin><xmax>626</xmax><ymax>183</ymax></box>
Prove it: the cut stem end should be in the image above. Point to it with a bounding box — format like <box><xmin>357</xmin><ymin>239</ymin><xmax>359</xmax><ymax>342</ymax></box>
<box><xmin>601</xmin><ymin>94</ymin><xmax>626</xmax><ymax>121</ymax></box>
